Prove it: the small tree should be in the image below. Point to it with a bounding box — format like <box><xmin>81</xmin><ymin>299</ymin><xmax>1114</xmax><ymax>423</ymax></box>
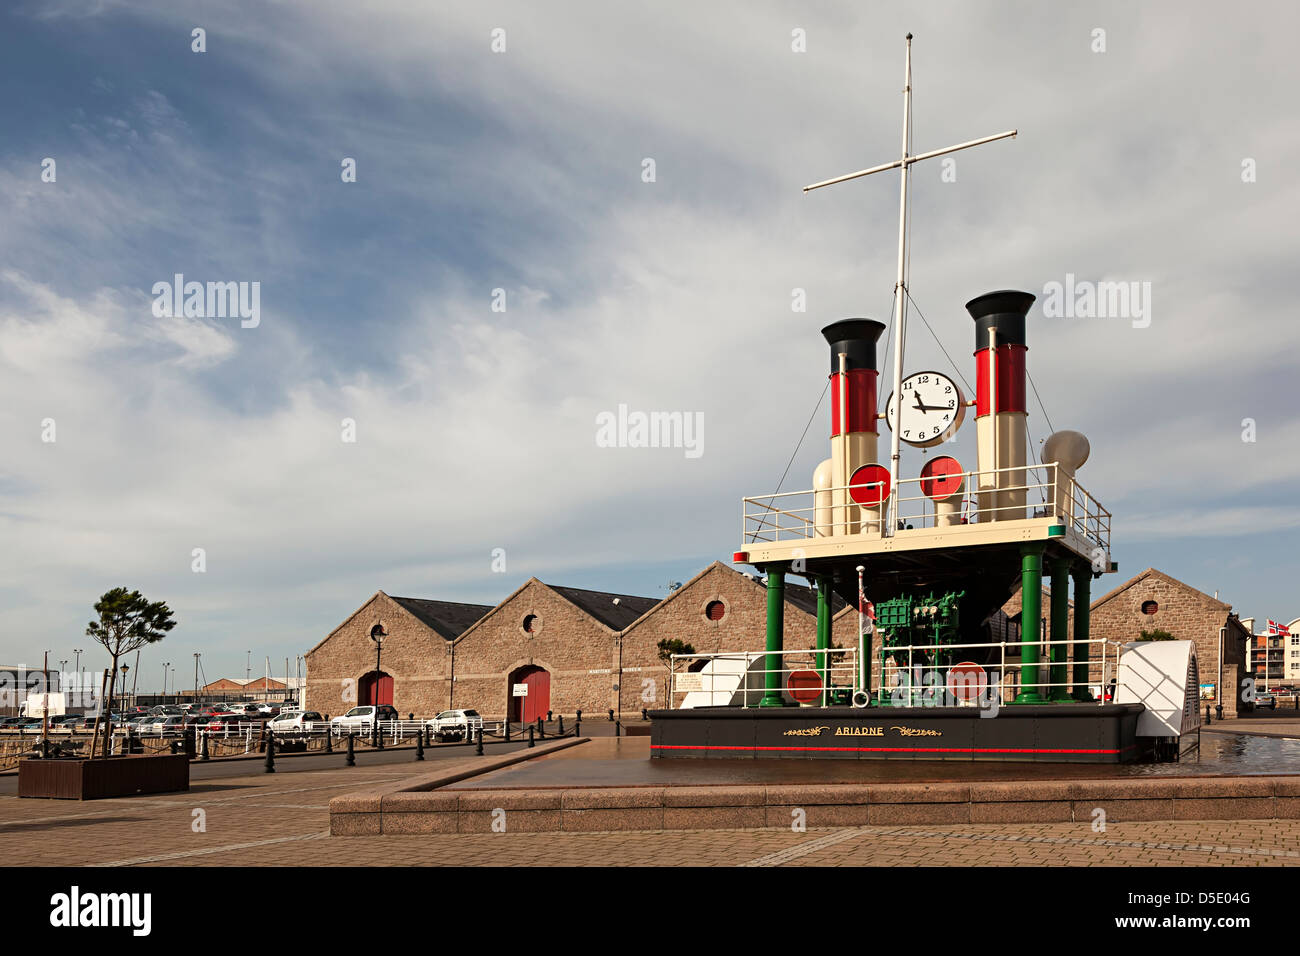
<box><xmin>657</xmin><ymin>638</ymin><xmax>696</xmax><ymax>701</ymax></box>
<box><xmin>85</xmin><ymin>588</ymin><xmax>176</xmax><ymax>758</ymax></box>
<box><xmin>1138</xmin><ymin>628</ymin><xmax>1176</xmax><ymax>642</ymax></box>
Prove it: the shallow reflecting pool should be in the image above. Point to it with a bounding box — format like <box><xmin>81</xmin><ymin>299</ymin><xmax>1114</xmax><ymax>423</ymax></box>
<box><xmin>448</xmin><ymin>731</ymin><xmax>1300</xmax><ymax>790</ymax></box>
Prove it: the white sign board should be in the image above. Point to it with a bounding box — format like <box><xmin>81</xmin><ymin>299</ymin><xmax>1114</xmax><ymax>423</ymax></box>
<box><xmin>24</xmin><ymin>692</ymin><xmax>65</xmax><ymax>718</ymax></box>
<box><xmin>512</xmin><ymin>683</ymin><xmax>529</xmax><ymax>697</ymax></box>
<box><xmin>675</xmin><ymin>673</ymin><xmax>704</xmax><ymax>693</ymax></box>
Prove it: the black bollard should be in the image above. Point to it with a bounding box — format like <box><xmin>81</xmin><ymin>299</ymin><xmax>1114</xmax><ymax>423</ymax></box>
<box><xmin>346</xmin><ymin>733</ymin><xmax>356</xmax><ymax>766</ymax></box>
<box><xmin>537</xmin><ymin>716</ymin><xmax>544</xmax><ymax>739</ymax></box>
<box><xmin>199</xmin><ymin>731</ymin><xmax>210</xmax><ymax>762</ymax></box>
<box><xmin>608</xmin><ymin>708</ymin><xmax>614</xmax><ymax>721</ymax></box>
<box><xmin>1205</xmin><ymin>704</ymin><xmax>1211</xmax><ymax>723</ymax></box>
<box><xmin>476</xmin><ymin>727</ymin><xmax>484</xmax><ymax>756</ymax></box>
<box><xmin>325</xmin><ymin>728</ymin><xmax>333</xmax><ymax>753</ymax></box>
<box><xmin>642</xmin><ymin>708</ymin><xmax>649</xmax><ymax>721</ymax></box>
<box><xmin>504</xmin><ymin>720</ymin><xmax>511</xmax><ymax>742</ymax></box>
<box><xmin>615</xmin><ymin>720</ymin><xmax>621</xmax><ymax>737</ymax></box>
<box><xmin>547</xmin><ymin>710</ymin><xmax>553</xmax><ymax>722</ymax></box>
<box><xmin>184</xmin><ymin>728</ymin><xmax>195</xmax><ymax>759</ymax></box>
<box><xmin>264</xmin><ymin>732</ymin><xmax>276</xmax><ymax>773</ymax></box>
<box><xmin>416</xmin><ymin>727</ymin><xmax>425</xmax><ymax>761</ymax></box>
<box><xmin>1216</xmin><ymin>704</ymin><xmax>1223</xmax><ymax>720</ymax></box>
<box><xmin>576</xmin><ymin>708</ymin><xmax>582</xmax><ymax>725</ymax></box>
<box><xmin>557</xmin><ymin>715</ymin><xmax>564</xmax><ymax>735</ymax></box>
<box><xmin>575</xmin><ymin>715</ymin><xmax>581</xmax><ymax>736</ymax></box>
<box><xmin>528</xmin><ymin>726</ymin><xmax>535</xmax><ymax>748</ymax></box>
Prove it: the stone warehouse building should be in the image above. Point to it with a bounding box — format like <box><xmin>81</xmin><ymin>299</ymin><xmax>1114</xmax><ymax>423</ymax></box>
<box><xmin>305</xmin><ymin>562</ymin><xmax>850</xmax><ymax>720</ymax></box>
<box><xmin>304</xmin><ymin>563</ymin><xmax>1252</xmax><ymax>719</ymax></box>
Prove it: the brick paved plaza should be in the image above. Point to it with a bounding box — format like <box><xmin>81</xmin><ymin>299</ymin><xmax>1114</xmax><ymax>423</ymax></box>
<box><xmin>4</xmin><ymin>746</ymin><xmax>1299</xmax><ymax>867</ymax></box>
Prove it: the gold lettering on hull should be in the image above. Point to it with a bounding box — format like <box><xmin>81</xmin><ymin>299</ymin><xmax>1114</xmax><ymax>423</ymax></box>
<box><xmin>781</xmin><ymin>724</ymin><xmax>944</xmax><ymax>738</ymax></box>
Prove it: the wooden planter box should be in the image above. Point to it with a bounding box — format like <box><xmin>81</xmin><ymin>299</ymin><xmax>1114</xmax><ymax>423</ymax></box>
<box><xmin>18</xmin><ymin>754</ymin><xmax>190</xmax><ymax>800</ymax></box>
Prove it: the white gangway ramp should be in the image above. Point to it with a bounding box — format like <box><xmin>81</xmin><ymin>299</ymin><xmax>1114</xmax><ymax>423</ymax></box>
<box><xmin>1115</xmin><ymin>639</ymin><xmax>1201</xmax><ymax>739</ymax></box>
<box><xmin>678</xmin><ymin>653</ymin><xmax>777</xmax><ymax>709</ymax></box>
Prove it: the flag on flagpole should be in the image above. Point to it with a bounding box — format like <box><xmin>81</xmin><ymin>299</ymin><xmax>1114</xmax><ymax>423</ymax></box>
<box><xmin>1268</xmin><ymin>620</ymin><xmax>1291</xmax><ymax>637</ymax></box>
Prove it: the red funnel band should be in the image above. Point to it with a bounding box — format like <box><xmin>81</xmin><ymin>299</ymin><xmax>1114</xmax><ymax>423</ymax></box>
<box><xmin>830</xmin><ymin>368</ymin><xmax>878</xmax><ymax>436</ymax></box>
<box><xmin>975</xmin><ymin>344</ymin><xmax>1026</xmax><ymax>416</ymax></box>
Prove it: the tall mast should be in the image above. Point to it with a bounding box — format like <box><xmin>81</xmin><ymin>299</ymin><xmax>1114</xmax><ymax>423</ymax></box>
<box><xmin>803</xmin><ymin>33</ymin><xmax>1017</xmax><ymax>537</ymax></box>
<box><xmin>886</xmin><ymin>34</ymin><xmax>914</xmax><ymax>535</ymax></box>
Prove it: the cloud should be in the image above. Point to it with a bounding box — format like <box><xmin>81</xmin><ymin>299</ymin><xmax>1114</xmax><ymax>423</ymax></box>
<box><xmin>1</xmin><ymin>0</ymin><xmax>1298</xmax><ymax>676</ymax></box>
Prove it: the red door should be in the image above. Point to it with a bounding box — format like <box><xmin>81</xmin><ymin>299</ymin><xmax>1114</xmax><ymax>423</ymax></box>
<box><xmin>510</xmin><ymin>667</ymin><xmax>550</xmax><ymax>722</ymax></box>
<box><xmin>360</xmin><ymin>671</ymin><xmax>393</xmax><ymax>706</ymax></box>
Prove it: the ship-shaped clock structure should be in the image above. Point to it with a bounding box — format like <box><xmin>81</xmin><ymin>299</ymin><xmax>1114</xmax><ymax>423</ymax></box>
<box><xmin>650</xmin><ymin>36</ymin><xmax>1199</xmax><ymax>763</ymax></box>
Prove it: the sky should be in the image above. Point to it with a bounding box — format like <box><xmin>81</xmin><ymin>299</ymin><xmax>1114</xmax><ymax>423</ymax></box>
<box><xmin>0</xmin><ymin>0</ymin><xmax>1297</xmax><ymax>690</ymax></box>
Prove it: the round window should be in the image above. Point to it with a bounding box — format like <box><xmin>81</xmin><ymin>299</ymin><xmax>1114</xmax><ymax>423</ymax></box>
<box><xmin>523</xmin><ymin>614</ymin><xmax>538</xmax><ymax>633</ymax></box>
<box><xmin>1141</xmin><ymin>600</ymin><xmax>1158</xmax><ymax>615</ymax></box>
<box><xmin>705</xmin><ymin>600</ymin><xmax>726</xmax><ymax>621</ymax></box>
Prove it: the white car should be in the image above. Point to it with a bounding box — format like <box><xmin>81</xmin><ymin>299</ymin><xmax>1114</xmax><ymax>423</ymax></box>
<box><xmin>330</xmin><ymin>705</ymin><xmax>398</xmax><ymax>735</ymax></box>
<box><xmin>269</xmin><ymin>710</ymin><xmax>322</xmax><ymax>733</ymax></box>
<box><xmin>425</xmin><ymin>709</ymin><xmax>484</xmax><ymax>742</ymax></box>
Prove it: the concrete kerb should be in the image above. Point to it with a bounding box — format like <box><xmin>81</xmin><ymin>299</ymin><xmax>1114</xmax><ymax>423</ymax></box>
<box><xmin>329</xmin><ymin>737</ymin><xmax>588</xmax><ymax>835</ymax></box>
<box><xmin>329</xmin><ymin>765</ymin><xmax>1300</xmax><ymax>835</ymax></box>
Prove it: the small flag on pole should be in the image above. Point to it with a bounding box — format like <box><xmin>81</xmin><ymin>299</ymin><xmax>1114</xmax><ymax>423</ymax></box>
<box><xmin>1268</xmin><ymin>620</ymin><xmax>1291</xmax><ymax>637</ymax></box>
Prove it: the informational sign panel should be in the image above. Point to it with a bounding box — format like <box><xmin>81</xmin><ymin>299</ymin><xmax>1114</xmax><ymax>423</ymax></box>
<box><xmin>512</xmin><ymin>683</ymin><xmax>529</xmax><ymax>697</ymax></box>
<box><xmin>675</xmin><ymin>673</ymin><xmax>704</xmax><ymax>693</ymax></box>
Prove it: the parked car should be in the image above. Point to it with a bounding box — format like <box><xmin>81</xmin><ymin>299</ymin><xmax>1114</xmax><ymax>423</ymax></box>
<box><xmin>148</xmin><ymin>704</ymin><xmax>183</xmax><ymax>717</ymax></box>
<box><xmin>255</xmin><ymin>703</ymin><xmax>281</xmax><ymax>717</ymax></box>
<box><xmin>269</xmin><ymin>710</ymin><xmax>322</xmax><ymax>733</ymax></box>
<box><xmin>157</xmin><ymin>715</ymin><xmax>189</xmax><ymax>736</ymax></box>
<box><xmin>203</xmin><ymin>713</ymin><xmax>257</xmax><ymax>733</ymax></box>
<box><xmin>425</xmin><ymin>709</ymin><xmax>484</xmax><ymax>742</ymax></box>
<box><xmin>0</xmin><ymin>716</ymin><xmax>27</xmax><ymax>728</ymax></box>
<box><xmin>1256</xmin><ymin>692</ymin><xmax>1277</xmax><ymax>710</ymax></box>
<box><xmin>329</xmin><ymin>705</ymin><xmax>399</xmax><ymax>735</ymax></box>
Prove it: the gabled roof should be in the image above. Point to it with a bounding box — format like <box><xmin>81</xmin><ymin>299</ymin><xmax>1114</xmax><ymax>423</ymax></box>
<box><xmin>388</xmin><ymin>596</ymin><xmax>495</xmax><ymax>641</ymax></box>
<box><xmin>1090</xmin><ymin>568</ymin><xmax>1232</xmax><ymax>613</ymax></box>
<box><xmin>784</xmin><ymin>578</ymin><xmax>847</xmax><ymax>617</ymax></box>
<box><xmin>548</xmin><ymin>585</ymin><xmax>660</xmax><ymax>631</ymax></box>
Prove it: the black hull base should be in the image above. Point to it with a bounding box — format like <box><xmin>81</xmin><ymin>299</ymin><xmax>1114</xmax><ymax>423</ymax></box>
<box><xmin>649</xmin><ymin>703</ymin><xmax>1147</xmax><ymax>764</ymax></box>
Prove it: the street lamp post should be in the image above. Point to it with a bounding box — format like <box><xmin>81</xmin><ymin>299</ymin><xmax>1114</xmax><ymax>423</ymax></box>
<box><xmin>369</xmin><ymin>625</ymin><xmax>386</xmax><ymax>747</ymax></box>
<box><xmin>120</xmin><ymin>664</ymin><xmax>130</xmax><ymax>711</ymax></box>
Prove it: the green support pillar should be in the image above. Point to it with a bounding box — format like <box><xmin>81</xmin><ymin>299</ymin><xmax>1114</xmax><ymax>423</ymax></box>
<box><xmin>1048</xmin><ymin>556</ymin><xmax>1071</xmax><ymax>701</ymax></box>
<box><xmin>1071</xmin><ymin>565</ymin><xmax>1093</xmax><ymax>701</ymax></box>
<box><xmin>761</xmin><ymin>566</ymin><xmax>787</xmax><ymax>707</ymax></box>
<box><xmin>1015</xmin><ymin>545</ymin><xmax>1047</xmax><ymax>704</ymax></box>
<box><xmin>815</xmin><ymin>576</ymin><xmax>832</xmax><ymax>705</ymax></box>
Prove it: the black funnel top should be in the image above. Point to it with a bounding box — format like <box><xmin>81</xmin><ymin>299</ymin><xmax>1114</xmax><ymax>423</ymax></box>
<box><xmin>821</xmin><ymin>318</ymin><xmax>887</xmax><ymax>374</ymax></box>
<box><xmin>966</xmin><ymin>290</ymin><xmax>1034</xmax><ymax>349</ymax></box>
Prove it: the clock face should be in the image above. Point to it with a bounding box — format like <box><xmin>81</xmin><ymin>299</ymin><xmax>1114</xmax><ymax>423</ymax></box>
<box><xmin>884</xmin><ymin>371</ymin><xmax>966</xmax><ymax>447</ymax></box>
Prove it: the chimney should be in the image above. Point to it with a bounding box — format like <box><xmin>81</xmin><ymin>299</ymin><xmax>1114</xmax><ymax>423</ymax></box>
<box><xmin>814</xmin><ymin>318</ymin><xmax>886</xmax><ymax>536</ymax></box>
<box><xmin>967</xmin><ymin>290</ymin><xmax>1034</xmax><ymax>522</ymax></box>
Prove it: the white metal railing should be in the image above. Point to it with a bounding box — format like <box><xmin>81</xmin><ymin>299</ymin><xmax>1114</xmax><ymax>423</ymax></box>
<box><xmin>874</xmin><ymin>635</ymin><xmax>1116</xmax><ymax>706</ymax></box>
<box><xmin>669</xmin><ymin>647</ymin><xmax>861</xmax><ymax>708</ymax></box>
<box><xmin>742</xmin><ymin>461</ymin><xmax>1111</xmax><ymax>556</ymax></box>
<box><xmin>668</xmin><ymin>637</ymin><xmax>1128</xmax><ymax>710</ymax></box>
